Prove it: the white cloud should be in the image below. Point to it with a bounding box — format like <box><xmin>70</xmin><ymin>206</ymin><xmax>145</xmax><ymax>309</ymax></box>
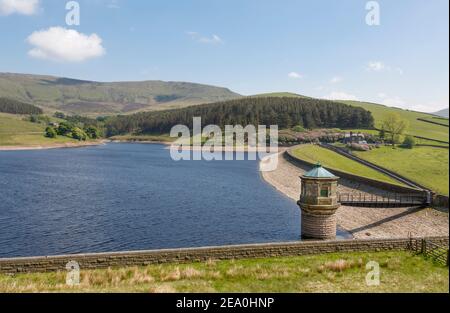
<box><xmin>381</xmin><ymin>96</ymin><xmax>405</xmax><ymax>107</ymax></box>
<box><xmin>425</xmin><ymin>95</ymin><xmax>450</xmax><ymax>113</ymax></box>
<box><xmin>376</xmin><ymin>92</ymin><xmax>449</xmax><ymax>113</ymax></box>
<box><xmin>366</xmin><ymin>61</ymin><xmax>403</xmax><ymax>75</ymax></box>
<box><xmin>395</xmin><ymin>68</ymin><xmax>404</xmax><ymax>75</ymax></box>
<box><xmin>367</xmin><ymin>61</ymin><xmax>386</xmax><ymax>72</ymax></box>
<box><xmin>288</xmin><ymin>72</ymin><xmax>302</xmax><ymax>79</ymax></box>
<box><xmin>0</xmin><ymin>0</ymin><xmax>39</xmax><ymax>15</ymax></box>
<box><xmin>408</xmin><ymin>104</ymin><xmax>431</xmax><ymax>113</ymax></box>
<box><xmin>323</xmin><ymin>91</ymin><xmax>359</xmax><ymax>101</ymax></box>
<box><xmin>402</xmin><ymin>98</ymin><xmax>448</xmax><ymax>113</ymax></box>
<box><xmin>330</xmin><ymin>76</ymin><xmax>343</xmax><ymax>84</ymax></box>
<box><xmin>410</xmin><ymin>103</ymin><xmax>449</xmax><ymax>113</ymax></box>
<box><xmin>27</xmin><ymin>27</ymin><xmax>105</xmax><ymax>62</ymax></box>
<box><xmin>107</xmin><ymin>0</ymin><xmax>120</xmax><ymax>9</ymax></box>
<box><xmin>377</xmin><ymin>92</ymin><xmax>406</xmax><ymax>108</ymax></box>
<box><xmin>187</xmin><ymin>32</ymin><xmax>223</xmax><ymax>44</ymax></box>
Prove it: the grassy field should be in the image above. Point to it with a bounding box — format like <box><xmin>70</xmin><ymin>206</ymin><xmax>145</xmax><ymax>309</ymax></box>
<box><xmin>0</xmin><ymin>251</ymin><xmax>447</xmax><ymax>293</ymax></box>
<box><xmin>414</xmin><ymin>138</ymin><xmax>450</xmax><ymax>147</ymax></box>
<box><xmin>418</xmin><ymin>116</ymin><xmax>449</xmax><ymax>127</ymax></box>
<box><xmin>340</xmin><ymin>101</ymin><xmax>449</xmax><ymax>143</ymax></box>
<box><xmin>0</xmin><ymin>113</ymin><xmax>80</xmax><ymax>146</ymax></box>
<box><xmin>353</xmin><ymin>146</ymin><xmax>449</xmax><ymax>195</ymax></box>
<box><xmin>333</xmin><ymin>129</ymin><xmax>448</xmax><ymax>148</ymax></box>
<box><xmin>0</xmin><ymin>112</ymin><xmax>43</xmax><ymax>132</ymax></box>
<box><xmin>291</xmin><ymin>144</ymin><xmax>406</xmax><ymax>186</ymax></box>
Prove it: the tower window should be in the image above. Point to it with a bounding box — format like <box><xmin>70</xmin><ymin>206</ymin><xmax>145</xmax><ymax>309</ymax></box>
<box><xmin>320</xmin><ymin>188</ymin><xmax>329</xmax><ymax>197</ymax></box>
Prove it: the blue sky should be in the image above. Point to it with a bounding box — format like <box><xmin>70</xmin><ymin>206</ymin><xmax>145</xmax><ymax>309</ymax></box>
<box><xmin>0</xmin><ymin>0</ymin><xmax>448</xmax><ymax>112</ymax></box>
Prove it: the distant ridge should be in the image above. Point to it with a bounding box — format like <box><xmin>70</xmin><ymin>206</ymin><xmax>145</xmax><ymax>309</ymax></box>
<box><xmin>250</xmin><ymin>92</ymin><xmax>310</xmax><ymax>98</ymax></box>
<box><xmin>0</xmin><ymin>73</ymin><xmax>242</xmax><ymax>116</ymax></box>
<box><xmin>433</xmin><ymin>108</ymin><xmax>449</xmax><ymax>118</ymax></box>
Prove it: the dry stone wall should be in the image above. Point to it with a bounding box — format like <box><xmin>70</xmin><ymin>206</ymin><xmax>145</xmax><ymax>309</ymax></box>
<box><xmin>0</xmin><ymin>237</ymin><xmax>448</xmax><ymax>274</ymax></box>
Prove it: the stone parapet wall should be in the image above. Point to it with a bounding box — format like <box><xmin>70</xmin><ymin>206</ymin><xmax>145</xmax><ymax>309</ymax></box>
<box><xmin>433</xmin><ymin>195</ymin><xmax>449</xmax><ymax>209</ymax></box>
<box><xmin>0</xmin><ymin>237</ymin><xmax>448</xmax><ymax>274</ymax></box>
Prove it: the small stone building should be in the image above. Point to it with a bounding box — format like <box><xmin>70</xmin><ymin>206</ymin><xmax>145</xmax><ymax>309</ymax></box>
<box><xmin>342</xmin><ymin>132</ymin><xmax>367</xmax><ymax>145</ymax></box>
<box><xmin>297</xmin><ymin>163</ymin><xmax>341</xmax><ymax>240</ymax></box>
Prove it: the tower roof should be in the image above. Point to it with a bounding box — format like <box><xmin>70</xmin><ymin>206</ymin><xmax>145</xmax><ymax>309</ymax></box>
<box><xmin>303</xmin><ymin>163</ymin><xmax>337</xmax><ymax>179</ymax></box>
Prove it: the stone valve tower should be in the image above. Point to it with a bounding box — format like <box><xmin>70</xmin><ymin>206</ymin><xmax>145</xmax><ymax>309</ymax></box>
<box><xmin>297</xmin><ymin>163</ymin><xmax>341</xmax><ymax>240</ymax></box>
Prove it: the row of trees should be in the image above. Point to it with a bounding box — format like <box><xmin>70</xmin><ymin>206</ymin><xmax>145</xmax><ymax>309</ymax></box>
<box><xmin>0</xmin><ymin>97</ymin><xmax>43</xmax><ymax>115</ymax></box>
<box><xmin>105</xmin><ymin>97</ymin><xmax>374</xmax><ymax>136</ymax></box>
<box><xmin>54</xmin><ymin>112</ymin><xmax>108</xmax><ymax>124</ymax></box>
<box><xmin>45</xmin><ymin>114</ymin><xmax>102</xmax><ymax>141</ymax></box>
<box><xmin>45</xmin><ymin>122</ymin><xmax>101</xmax><ymax>141</ymax></box>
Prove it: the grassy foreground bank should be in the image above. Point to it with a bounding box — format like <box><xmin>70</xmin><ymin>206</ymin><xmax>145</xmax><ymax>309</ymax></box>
<box><xmin>0</xmin><ymin>251</ymin><xmax>447</xmax><ymax>293</ymax></box>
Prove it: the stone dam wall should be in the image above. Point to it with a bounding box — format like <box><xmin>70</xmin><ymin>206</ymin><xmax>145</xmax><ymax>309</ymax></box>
<box><xmin>433</xmin><ymin>195</ymin><xmax>449</xmax><ymax>209</ymax></box>
<box><xmin>0</xmin><ymin>237</ymin><xmax>448</xmax><ymax>274</ymax></box>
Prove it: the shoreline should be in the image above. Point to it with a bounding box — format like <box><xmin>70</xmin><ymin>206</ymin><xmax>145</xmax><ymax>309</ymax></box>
<box><xmin>166</xmin><ymin>145</ymin><xmax>279</xmax><ymax>153</ymax></box>
<box><xmin>110</xmin><ymin>139</ymin><xmax>171</xmax><ymax>146</ymax></box>
<box><xmin>0</xmin><ymin>138</ymin><xmax>281</xmax><ymax>153</ymax></box>
<box><xmin>0</xmin><ymin>140</ymin><xmax>107</xmax><ymax>151</ymax></box>
<box><xmin>111</xmin><ymin>139</ymin><xmax>280</xmax><ymax>152</ymax></box>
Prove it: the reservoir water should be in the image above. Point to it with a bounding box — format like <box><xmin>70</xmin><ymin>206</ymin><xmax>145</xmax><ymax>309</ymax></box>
<box><xmin>0</xmin><ymin>143</ymin><xmax>305</xmax><ymax>258</ymax></box>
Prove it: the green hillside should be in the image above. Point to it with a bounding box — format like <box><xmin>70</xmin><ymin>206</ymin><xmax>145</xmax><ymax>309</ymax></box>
<box><xmin>0</xmin><ymin>113</ymin><xmax>76</xmax><ymax>146</ymax></box>
<box><xmin>418</xmin><ymin>116</ymin><xmax>449</xmax><ymax>127</ymax></box>
<box><xmin>0</xmin><ymin>97</ymin><xmax>43</xmax><ymax>115</ymax></box>
<box><xmin>340</xmin><ymin>100</ymin><xmax>449</xmax><ymax>142</ymax></box>
<box><xmin>105</xmin><ymin>97</ymin><xmax>374</xmax><ymax>136</ymax></box>
<box><xmin>246</xmin><ymin>92</ymin><xmax>449</xmax><ymax>143</ymax></box>
<box><xmin>0</xmin><ymin>73</ymin><xmax>242</xmax><ymax>116</ymax></box>
<box><xmin>291</xmin><ymin>144</ymin><xmax>406</xmax><ymax>186</ymax></box>
<box><xmin>353</xmin><ymin>146</ymin><xmax>449</xmax><ymax>195</ymax></box>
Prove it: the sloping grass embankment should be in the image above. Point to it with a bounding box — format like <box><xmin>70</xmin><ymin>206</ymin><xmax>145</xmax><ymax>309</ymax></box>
<box><xmin>353</xmin><ymin>146</ymin><xmax>449</xmax><ymax>195</ymax></box>
<box><xmin>290</xmin><ymin>144</ymin><xmax>407</xmax><ymax>187</ymax></box>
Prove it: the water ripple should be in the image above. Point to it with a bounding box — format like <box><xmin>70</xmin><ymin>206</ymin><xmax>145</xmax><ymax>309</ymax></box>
<box><xmin>0</xmin><ymin>143</ymin><xmax>300</xmax><ymax>257</ymax></box>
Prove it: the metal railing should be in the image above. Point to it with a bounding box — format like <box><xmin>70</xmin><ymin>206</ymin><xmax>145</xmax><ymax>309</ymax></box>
<box><xmin>338</xmin><ymin>193</ymin><xmax>427</xmax><ymax>206</ymax></box>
